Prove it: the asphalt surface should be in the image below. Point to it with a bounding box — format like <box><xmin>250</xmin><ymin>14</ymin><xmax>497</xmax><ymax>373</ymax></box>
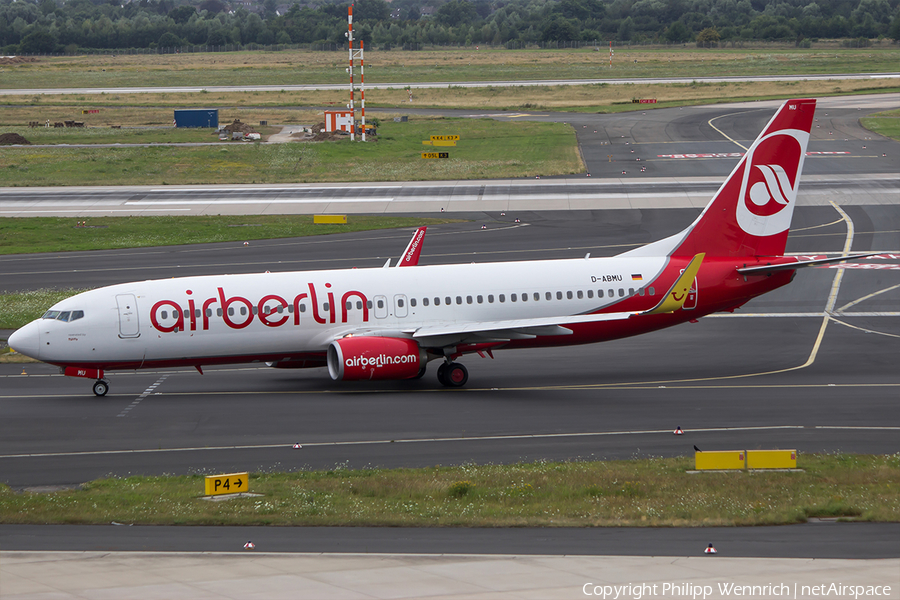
<box><xmin>0</xmin><ymin>97</ymin><xmax>898</xmax><ymax>560</ymax></box>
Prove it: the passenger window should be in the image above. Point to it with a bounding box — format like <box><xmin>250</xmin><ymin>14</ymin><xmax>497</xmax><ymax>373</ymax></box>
<box><xmin>161</xmin><ymin>310</ymin><xmax>168</xmax><ymax>319</ymax></box>
<box><xmin>71</xmin><ymin>310</ymin><xmax>84</xmax><ymax>321</ymax></box>
<box><xmin>183</xmin><ymin>309</ymin><xmax>190</xmax><ymax>318</ymax></box>
<box><xmin>608</xmin><ymin>289</ymin><xmax>614</xmax><ymax>297</ymax></box>
<box><xmin>628</xmin><ymin>288</ymin><xmax>634</xmax><ymax>296</ymax></box>
<box><xmin>456</xmin><ymin>296</ymin><xmax>462</xmax><ymax>305</ymax></box>
<box><xmin>423</xmin><ymin>297</ymin><xmax>430</xmax><ymax>306</ymax></box>
<box><xmin>649</xmin><ymin>287</ymin><xmax>655</xmax><ymax>296</ymax></box>
<box><xmin>366</xmin><ymin>301</ymin><xmax>373</xmax><ymax>309</ymax></box>
<box><xmin>577</xmin><ymin>290</ymin><xmax>583</xmax><ymax>299</ymax></box>
<box><xmin>398</xmin><ymin>298</ymin><xmax>405</xmax><ymax>308</ymax></box>
<box><xmin>252</xmin><ymin>306</ymin><xmax>258</xmax><ymax>315</ymax></box>
<box><xmin>566</xmin><ymin>291</ymin><xmax>573</xmax><ymax>300</ymax></box>
<box><xmin>521</xmin><ymin>293</ymin><xmax>527</xmax><ymax>302</ymax></box>
<box><xmin>321</xmin><ymin>303</ymin><xmax>328</xmax><ymax>312</ymax></box>
<box><xmin>435</xmin><ymin>297</ymin><xmax>441</xmax><ymax>306</ymax></box>
<box><xmin>477</xmin><ymin>295</ymin><xmax>483</xmax><ymax>304</ymax></box>
<box><xmin>499</xmin><ymin>294</ymin><xmax>505</xmax><ymax>303</ymax></box>
<box><xmin>511</xmin><ymin>294</ymin><xmax>517</xmax><ymax>302</ymax></box>
<box><xmin>288</xmin><ymin>306</ymin><xmax>294</xmax><ymax>313</ymax></box>
<box><xmin>466</xmin><ymin>296</ymin><xmax>473</xmax><ymax>304</ymax></box>
<box><xmin>377</xmin><ymin>299</ymin><xmax>384</xmax><ymax>309</ymax></box>
<box><xmin>556</xmin><ymin>291</ymin><xmax>562</xmax><ymax>300</ymax></box>
<box><xmin>488</xmin><ymin>295</ymin><xmax>494</xmax><ymax>303</ymax></box>
<box><xmin>446</xmin><ymin>297</ymin><xmax>452</xmax><ymax>305</ymax></box>
<box><xmin>638</xmin><ymin>288</ymin><xmax>644</xmax><ymax>296</ymax></box>
<box><xmin>346</xmin><ymin>301</ymin><xmax>352</xmax><ymax>310</ymax></box>
<box><xmin>618</xmin><ymin>289</ymin><xmax>625</xmax><ymax>297</ymax></box>
<box><xmin>217</xmin><ymin>308</ymin><xmax>223</xmax><ymax>316</ymax></box>
<box><xmin>587</xmin><ymin>290</ymin><xmax>594</xmax><ymax>299</ymax></box>
<box><xmin>598</xmin><ymin>289</ymin><xmax>604</xmax><ymax>298</ymax></box>
<box><xmin>207</xmin><ymin>308</ymin><xmax>213</xmax><ymax>317</ymax></box>
<box><xmin>227</xmin><ymin>308</ymin><xmax>234</xmax><ymax>316</ymax></box>
<box><xmin>534</xmin><ymin>292</ymin><xmax>540</xmax><ymax>301</ymax></box>
<box><xmin>410</xmin><ymin>299</ymin><xmax>416</xmax><ymax>307</ymax></box>
<box><xmin>546</xmin><ymin>292</ymin><xmax>552</xmax><ymax>301</ymax></box>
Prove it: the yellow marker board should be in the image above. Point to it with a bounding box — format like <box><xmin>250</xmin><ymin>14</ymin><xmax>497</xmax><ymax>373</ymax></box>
<box><xmin>421</xmin><ymin>152</ymin><xmax>449</xmax><ymax>159</ymax></box>
<box><xmin>695</xmin><ymin>451</ymin><xmax>745</xmax><ymax>470</ymax></box>
<box><xmin>313</xmin><ymin>215</ymin><xmax>347</xmax><ymax>224</ymax></box>
<box><xmin>431</xmin><ymin>135</ymin><xmax>460</xmax><ymax>141</ymax></box>
<box><xmin>205</xmin><ymin>472</ymin><xmax>249</xmax><ymax>496</ymax></box>
<box><xmin>747</xmin><ymin>449</ymin><xmax>797</xmax><ymax>469</ymax></box>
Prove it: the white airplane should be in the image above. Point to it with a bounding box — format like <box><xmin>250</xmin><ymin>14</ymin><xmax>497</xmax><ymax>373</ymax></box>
<box><xmin>8</xmin><ymin>98</ymin><xmax>868</xmax><ymax>396</ymax></box>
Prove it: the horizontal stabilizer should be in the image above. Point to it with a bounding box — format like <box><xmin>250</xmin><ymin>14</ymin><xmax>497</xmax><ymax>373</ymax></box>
<box><xmin>737</xmin><ymin>253</ymin><xmax>880</xmax><ymax>274</ymax></box>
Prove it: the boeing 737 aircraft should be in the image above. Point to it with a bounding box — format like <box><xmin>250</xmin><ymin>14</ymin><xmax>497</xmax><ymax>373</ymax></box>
<box><xmin>9</xmin><ymin>98</ymin><xmax>867</xmax><ymax>395</ymax></box>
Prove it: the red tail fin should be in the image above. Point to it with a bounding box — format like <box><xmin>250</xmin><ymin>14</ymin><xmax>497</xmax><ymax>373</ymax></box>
<box><xmin>673</xmin><ymin>99</ymin><xmax>816</xmax><ymax>258</ymax></box>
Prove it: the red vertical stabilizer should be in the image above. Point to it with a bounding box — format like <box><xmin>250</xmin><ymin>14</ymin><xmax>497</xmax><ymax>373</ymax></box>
<box><xmin>673</xmin><ymin>98</ymin><xmax>816</xmax><ymax>259</ymax></box>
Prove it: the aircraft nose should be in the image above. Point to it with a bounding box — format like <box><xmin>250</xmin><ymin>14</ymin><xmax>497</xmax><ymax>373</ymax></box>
<box><xmin>8</xmin><ymin>320</ymin><xmax>41</xmax><ymax>360</ymax></box>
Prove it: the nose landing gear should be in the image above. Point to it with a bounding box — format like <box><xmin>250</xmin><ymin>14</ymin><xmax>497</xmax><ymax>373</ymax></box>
<box><xmin>437</xmin><ymin>362</ymin><xmax>468</xmax><ymax>387</ymax></box>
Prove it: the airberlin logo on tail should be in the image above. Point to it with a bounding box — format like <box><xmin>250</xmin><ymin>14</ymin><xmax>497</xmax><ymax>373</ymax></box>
<box><xmin>735</xmin><ymin>127</ymin><xmax>808</xmax><ymax>238</ymax></box>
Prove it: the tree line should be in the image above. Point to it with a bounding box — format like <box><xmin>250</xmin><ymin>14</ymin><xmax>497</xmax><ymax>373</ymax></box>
<box><xmin>2</xmin><ymin>0</ymin><xmax>899</xmax><ymax>55</ymax></box>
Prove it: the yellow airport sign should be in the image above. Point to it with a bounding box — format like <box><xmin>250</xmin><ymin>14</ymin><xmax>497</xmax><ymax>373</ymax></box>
<box><xmin>204</xmin><ymin>472</ymin><xmax>248</xmax><ymax>496</ymax></box>
<box><xmin>747</xmin><ymin>449</ymin><xmax>797</xmax><ymax>469</ymax></box>
<box><xmin>431</xmin><ymin>135</ymin><xmax>459</xmax><ymax>141</ymax></box>
<box><xmin>422</xmin><ymin>140</ymin><xmax>456</xmax><ymax>146</ymax></box>
<box><xmin>695</xmin><ymin>450</ymin><xmax>745</xmax><ymax>470</ymax></box>
<box><xmin>421</xmin><ymin>152</ymin><xmax>449</xmax><ymax>159</ymax></box>
<box><xmin>314</xmin><ymin>215</ymin><xmax>347</xmax><ymax>224</ymax></box>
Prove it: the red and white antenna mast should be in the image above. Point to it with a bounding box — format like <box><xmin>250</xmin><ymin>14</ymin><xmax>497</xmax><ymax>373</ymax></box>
<box><xmin>347</xmin><ymin>5</ymin><xmax>366</xmax><ymax>141</ymax></box>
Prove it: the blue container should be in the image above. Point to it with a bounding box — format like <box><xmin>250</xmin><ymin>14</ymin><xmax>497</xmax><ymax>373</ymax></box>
<box><xmin>174</xmin><ymin>109</ymin><xmax>218</xmax><ymax>128</ymax></box>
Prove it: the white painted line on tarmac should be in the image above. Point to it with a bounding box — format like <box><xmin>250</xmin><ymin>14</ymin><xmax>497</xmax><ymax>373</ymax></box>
<box><xmin>125</xmin><ymin>198</ymin><xmax>396</xmax><ymax>205</ymax></box>
<box><xmin>0</xmin><ymin>425</ymin><xmax>809</xmax><ymax>459</ymax></box>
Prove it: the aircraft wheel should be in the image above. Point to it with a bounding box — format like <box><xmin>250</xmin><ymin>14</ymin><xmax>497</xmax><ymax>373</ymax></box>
<box><xmin>92</xmin><ymin>380</ymin><xmax>109</xmax><ymax>397</ymax></box>
<box><xmin>442</xmin><ymin>363</ymin><xmax>468</xmax><ymax>388</ymax></box>
<box><xmin>436</xmin><ymin>363</ymin><xmax>449</xmax><ymax>386</ymax></box>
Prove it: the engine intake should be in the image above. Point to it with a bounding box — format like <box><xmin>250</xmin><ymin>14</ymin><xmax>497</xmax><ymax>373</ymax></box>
<box><xmin>327</xmin><ymin>336</ymin><xmax>425</xmax><ymax>381</ymax></box>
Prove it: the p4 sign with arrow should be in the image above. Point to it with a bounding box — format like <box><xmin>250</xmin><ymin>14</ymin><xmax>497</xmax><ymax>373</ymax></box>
<box><xmin>205</xmin><ymin>472</ymin><xmax>249</xmax><ymax>496</ymax></box>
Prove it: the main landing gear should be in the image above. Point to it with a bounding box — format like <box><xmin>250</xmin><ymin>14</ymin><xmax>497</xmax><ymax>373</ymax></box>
<box><xmin>437</xmin><ymin>362</ymin><xmax>468</xmax><ymax>388</ymax></box>
<box><xmin>92</xmin><ymin>379</ymin><xmax>110</xmax><ymax>397</ymax></box>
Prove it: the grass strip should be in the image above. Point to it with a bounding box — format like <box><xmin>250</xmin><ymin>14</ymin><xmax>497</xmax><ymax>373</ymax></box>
<box><xmin>0</xmin><ymin>288</ymin><xmax>88</xmax><ymax>330</ymax></box>
<box><xmin>1</xmin><ymin>454</ymin><xmax>897</xmax><ymax>526</ymax></box>
<box><xmin>860</xmin><ymin>109</ymin><xmax>900</xmax><ymax>142</ymax></box>
<box><xmin>0</xmin><ymin>215</ymin><xmax>460</xmax><ymax>255</ymax></box>
<box><xmin>2</xmin><ymin>48</ymin><xmax>899</xmax><ymax>90</ymax></box>
<box><xmin>0</xmin><ymin>118</ymin><xmax>581</xmax><ymax>186</ymax></box>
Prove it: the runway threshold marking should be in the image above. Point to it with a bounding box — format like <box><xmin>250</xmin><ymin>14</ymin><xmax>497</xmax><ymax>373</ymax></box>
<box><xmin>12</xmin><ymin>425</ymin><xmax>900</xmax><ymax>460</ymax></box>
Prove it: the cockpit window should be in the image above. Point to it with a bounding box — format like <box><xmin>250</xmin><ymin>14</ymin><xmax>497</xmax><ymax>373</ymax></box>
<box><xmin>42</xmin><ymin>310</ymin><xmax>84</xmax><ymax>322</ymax></box>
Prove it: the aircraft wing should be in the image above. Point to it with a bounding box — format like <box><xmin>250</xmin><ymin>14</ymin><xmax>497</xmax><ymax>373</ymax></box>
<box><xmin>396</xmin><ymin>226</ymin><xmax>427</xmax><ymax>267</ymax></box>
<box><xmin>407</xmin><ymin>311</ymin><xmax>636</xmax><ymax>345</ymax></box>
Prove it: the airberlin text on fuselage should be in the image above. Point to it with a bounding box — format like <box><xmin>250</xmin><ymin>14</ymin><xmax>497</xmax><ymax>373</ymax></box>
<box><xmin>150</xmin><ymin>283</ymin><xmax>368</xmax><ymax>333</ymax></box>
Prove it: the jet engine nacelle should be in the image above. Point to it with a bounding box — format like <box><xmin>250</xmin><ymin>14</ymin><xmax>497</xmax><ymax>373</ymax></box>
<box><xmin>327</xmin><ymin>336</ymin><xmax>425</xmax><ymax>381</ymax></box>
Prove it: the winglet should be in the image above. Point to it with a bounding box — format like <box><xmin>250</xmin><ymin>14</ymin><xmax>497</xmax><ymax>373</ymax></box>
<box><xmin>643</xmin><ymin>253</ymin><xmax>705</xmax><ymax>315</ymax></box>
<box><xmin>396</xmin><ymin>226</ymin><xmax>427</xmax><ymax>267</ymax></box>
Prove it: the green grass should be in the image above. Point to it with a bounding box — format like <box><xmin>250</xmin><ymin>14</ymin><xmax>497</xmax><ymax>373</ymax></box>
<box><xmin>2</xmin><ymin>48</ymin><xmax>899</xmax><ymax>90</ymax></box>
<box><xmin>860</xmin><ymin>109</ymin><xmax>900</xmax><ymax>142</ymax></box>
<box><xmin>1</xmin><ymin>453</ymin><xmax>898</xmax><ymax>526</ymax></box>
<box><xmin>0</xmin><ymin>118</ymin><xmax>581</xmax><ymax>185</ymax></box>
<box><xmin>0</xmin><ymin>288</ymin><xmax>86</xmax><ymax>330</ymax></box>
<box><xmin>0</xmin><ymin>126</ymin><xmax>273</xmax><ymax>145</ymax></box>
<box><xmin>0</xmin><ymin>215</ymin><xmax>459</xmax><ymax>255</ymax></box>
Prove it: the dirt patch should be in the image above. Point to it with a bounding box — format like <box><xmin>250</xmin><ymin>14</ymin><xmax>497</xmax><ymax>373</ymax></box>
<box><xmin>0</xmin><ymin>132</ymin><xmax>30</xmax><ymax>145</ymax></box>
<box><xmin>296</xmin><ymin>122</ymin><xmax>349</xmax><ymax>142</ymax></box>
<box><xmin>0</xmin><ymin>56</ymin><xmax>38</xmax><ymax>66</ymax></box>
<box><xmin>217</xmin><ymin>119</ymin><xmax>258</xmax><ymax>135</ymax></box>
